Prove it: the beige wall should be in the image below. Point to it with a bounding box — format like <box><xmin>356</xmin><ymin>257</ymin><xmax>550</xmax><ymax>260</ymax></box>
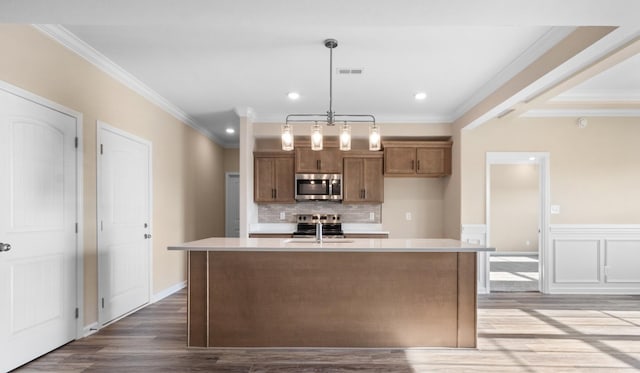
<box><xmin>224</xmin><ymin>148</ymin><xmax>239</xmax><ymax>173</ymax></box>
<box><xmin>462</xmin><ymin>116</ymin><xmax>640</xmax><ymax>224</ymax></box>
<box><xmin>0</xmin><ymin>25</ymin><xmax>225</xmax><ymax>326</ymax></box>
<box><xmin>490</xmin><ymin>164</ymin><xmax>539</xmax><ymax>252</ymax></box>
<box><xmin>382</xmin><ymin>178</ymin><xmax>445</xmax><ymax>238</ymax></box>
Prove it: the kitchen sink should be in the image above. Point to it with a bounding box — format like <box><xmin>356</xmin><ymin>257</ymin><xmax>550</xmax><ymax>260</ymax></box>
<box><xmin>284</xmin><ymin>238</ymin><xmax>355</xmax><ymax>244</ymax></box>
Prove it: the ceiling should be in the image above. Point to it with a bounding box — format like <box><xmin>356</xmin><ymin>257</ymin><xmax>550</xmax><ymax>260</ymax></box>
<box><xmin>2</xmin><ymin>0</ymin><xmax>640</xmax><ymax>147</ymax></box>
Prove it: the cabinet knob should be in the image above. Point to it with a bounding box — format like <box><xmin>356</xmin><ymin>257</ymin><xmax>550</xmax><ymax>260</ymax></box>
<box><xmin>417</xmin><ymin>160</ymin><xmax>420</xmax><ymax>171</ymax></box>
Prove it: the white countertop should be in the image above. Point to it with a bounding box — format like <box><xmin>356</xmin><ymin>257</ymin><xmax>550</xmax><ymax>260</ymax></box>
<box><xmin>168</xmin><ymin>237</ymin><xmax>494</xmax><ymax>253</ymax></box>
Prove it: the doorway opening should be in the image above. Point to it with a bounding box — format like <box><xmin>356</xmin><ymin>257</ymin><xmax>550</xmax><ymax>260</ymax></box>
<box><xmin>485</xmin><ymin>152</ymin><xmax>549</xmax><ymax>293</ymax></box>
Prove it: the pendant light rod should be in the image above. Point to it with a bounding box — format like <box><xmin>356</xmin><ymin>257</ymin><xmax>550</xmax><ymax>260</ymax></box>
<box><xmin>326</xmin><ymin>38</ymin><xmax>337</xmax><ymax>125</ymax></box>
<box><xmin>285</xmin><ymin>114</ymin><xmax>375</xmax><ymax>123</ymax></box>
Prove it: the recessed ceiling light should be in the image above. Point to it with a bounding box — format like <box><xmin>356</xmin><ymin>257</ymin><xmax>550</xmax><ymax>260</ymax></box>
<box><xmin>287</xmin><ymin>92</ymin><xmax>300</xmax><ymax>100</ymax></box>
<box><xmin>528</xmin><ymin>156</ymin><xmax>536</xmax><ymax>161</ymax></box>
<box><xmin>225</xmin><ymin>128</ymin><xmax>235</xmax><ymax>134</ymax></box>
<box><xmin>414</xmin><ymin>92</ymin><xmax>427</xmax><ymax>100</ymax></box>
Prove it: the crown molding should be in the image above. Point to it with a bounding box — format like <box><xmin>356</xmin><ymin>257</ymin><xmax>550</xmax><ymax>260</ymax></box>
<box><xmin>32</xmin><ymin>24</ymin><xmax>223</xmax><ymax>145</ymax></box>
<box><xmin>552</xmin><ymin>89</ymin><xmax>640</xmax><ymax>102</ymax></box>
<box><xmin>522</xmin><ymin>108</ymin><xmax>640</xmax><ymax>117</ymax></box>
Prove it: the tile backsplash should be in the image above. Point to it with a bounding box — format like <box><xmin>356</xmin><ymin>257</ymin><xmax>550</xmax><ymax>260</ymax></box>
<box><xmin>258</xmin><ymin>202</ymin><xmax>382</xmax><ymax>223</ymax></box>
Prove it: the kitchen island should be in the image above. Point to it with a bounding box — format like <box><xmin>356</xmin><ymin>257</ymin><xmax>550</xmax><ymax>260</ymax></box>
<box><xmin>168</xmin><ymin>237</ymin><xmax>493</xmax><ymax>348</ymax></box>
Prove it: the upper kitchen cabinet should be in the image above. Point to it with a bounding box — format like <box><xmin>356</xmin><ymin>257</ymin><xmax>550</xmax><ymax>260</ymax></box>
<box><xmin>342</xmin><ymin>152</ymin><xmax>384</xmax><ymax>203</ymax></box>
<box><xmin>295</xmin><ymin>147</ymin><xmax>342</xmax><ymax>173</ymax></box>
<box><xmin>383</xmin><ymin>140</ymin><xmax>452</xmax><ymax>177</ymax></box>
<box><xmin>254</xmin><ymin>152</ymin><xmax>295</xmax><ymax>203</ymax></box>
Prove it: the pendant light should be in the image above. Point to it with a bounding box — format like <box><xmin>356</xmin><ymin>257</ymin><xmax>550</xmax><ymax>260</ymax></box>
<box><xmin>369</xmin><ymin>124</ymin><xmax>381</xmax><ymax>151</ymax></box>
<box><xmin>339</xmin><ymin>122</ymin><xmax>351</xmax><ymax>151</ymax></box>
<box><xmin>281</xmin><ymin>123</ymin><xmax>294</xmax><ymax>151</ymax></box>
<box><xmin>311</xmin><ymin>122</ymin><xmax>323</xmax><ymax>151</ymax></box>
<box><xmin>283</xmin><ymin>38</ymin><xmax>378</xmax><ymax>151</ymax></box>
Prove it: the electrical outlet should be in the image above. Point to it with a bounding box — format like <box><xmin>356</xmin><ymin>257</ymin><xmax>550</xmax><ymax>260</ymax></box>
<box><xmin>279</xmin><ymin>212</ymin><xmax>286</xmax><ymax>220</ymax></box>
<box><xmin>551</xmin><ymin>205</ymin><xmax>560</xmax><ymax>214</ymax></box>
<box><xmin>369</xmin><ymin>212</ymin><xmax>375</xmax><ymax>221</ymax></box>
<box><xmin>405</xmin><ymin>212</ymin><xmax>412</xmax><ymax>221</ymax></box>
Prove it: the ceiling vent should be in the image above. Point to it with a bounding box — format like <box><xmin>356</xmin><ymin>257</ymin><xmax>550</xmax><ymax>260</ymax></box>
<box><xmin>337</xmin><ymin>68</ymin><xmax>363</xmax><ymax>75</ymax></box>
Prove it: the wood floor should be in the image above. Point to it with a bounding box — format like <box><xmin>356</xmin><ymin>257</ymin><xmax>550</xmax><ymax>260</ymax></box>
<box><xmin>14</xmin><ymin>289</ymin><xmax>640</xmax><ymax>372</ymax></box>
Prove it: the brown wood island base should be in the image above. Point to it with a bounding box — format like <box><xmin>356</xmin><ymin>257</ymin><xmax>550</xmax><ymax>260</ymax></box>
<box><xmin>186</xmin><ymin>248</ymin><xmax>478</xmax><ymax>348</ymax></box>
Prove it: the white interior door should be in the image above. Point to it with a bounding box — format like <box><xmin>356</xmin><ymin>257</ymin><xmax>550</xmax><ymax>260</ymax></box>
<box><xmin>225</xmin><ymin>173</ymin><xmax>240</xmax><ymax>237</ymax></box>
<box><xmin>98</xmin><ymin>123</ymin><xmax>151</xmax><ymax>326</ymax></box>
<box><xmin>0</xmin><ymin>87</ymin><xmax>78</xmax><ymax>372</ymax></box>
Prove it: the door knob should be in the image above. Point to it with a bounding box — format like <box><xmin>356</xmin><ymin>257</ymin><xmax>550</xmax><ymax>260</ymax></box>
<box><xmin>0</xmin><ymin>242</ymin><xmax>11</xmax><ymax>252</ymax></box>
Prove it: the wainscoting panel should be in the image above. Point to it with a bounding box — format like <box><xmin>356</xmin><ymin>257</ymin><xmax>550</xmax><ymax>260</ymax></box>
<box><xmin>605</xmin><ymin>240</ymin><xmax>640</xmax><ymax>283</ymax></box>
<box><xmin>553</xmin><ymin>240</ymin><xmax>600</xmax><ymax>283</ymax></box>
<box><xmin>461</xmin><ymin>224</ymin><xmax>489</xmax><ymax>294</ymax></box>
<box><xmin>548</xmin><ymin>225</ymin><xmax>640</xmax><ymax>294</ymax></box>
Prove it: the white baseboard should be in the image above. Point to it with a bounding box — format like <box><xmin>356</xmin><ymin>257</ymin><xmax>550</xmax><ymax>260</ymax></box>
<box><xmin>82</xmin><ymin>322</ymin><xmax>99</xmax><ymax>338</ymax></box>
<box><xmin>151</xmin><ymin>280</ymin><xmax>187</xmax><ymax>303</ymax></box>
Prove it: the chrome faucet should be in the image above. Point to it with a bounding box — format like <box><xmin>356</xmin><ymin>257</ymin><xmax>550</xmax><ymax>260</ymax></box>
<box><xmin>315</xmin><ymin>221</ymin><xmax>323</xmax><ymax>243</ymax></box>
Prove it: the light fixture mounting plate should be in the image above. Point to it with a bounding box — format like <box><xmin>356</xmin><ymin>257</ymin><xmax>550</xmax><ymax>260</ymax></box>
<box><xmin>324</xmin><ymin>39</ymin><xmax>338</xmax><ymax>49</ymax></box>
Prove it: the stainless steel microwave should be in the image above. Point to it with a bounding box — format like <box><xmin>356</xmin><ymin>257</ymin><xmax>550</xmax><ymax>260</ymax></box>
<box><xmin>295</xmin><ymin>173</ymin><xmax>342</xmax><ymax>201</ymax></box>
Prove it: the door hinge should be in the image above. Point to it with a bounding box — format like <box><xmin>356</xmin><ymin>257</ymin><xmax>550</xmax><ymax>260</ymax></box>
<box><xmin>75</xmin><ymin>137</ymin><xmax>79</xmax><ymax>149</ymax></box>
<box><xmin>75</xmin><ymin>222</ymin><xmax>79</xmax><ymax>233</ymax></box>
<box><xmin>75</xmin><ymin>307</ymin><xmax>79</xmax><ymax>319</ymax></box>
<box><xmin>101</xmin><ymin>298</ymin><xmax>105</xmax><ymax>308</ymax></box>
<box><xmin>100</xmin><ymin>144</ymin><xmax>103</xmax><ymax>154</ymax></box>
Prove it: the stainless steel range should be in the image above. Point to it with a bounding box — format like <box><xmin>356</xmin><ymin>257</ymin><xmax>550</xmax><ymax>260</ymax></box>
<box><xmin>292</xmin><ymin>214</ymin><xmax>344</xmax><ymax>238</ymax></box>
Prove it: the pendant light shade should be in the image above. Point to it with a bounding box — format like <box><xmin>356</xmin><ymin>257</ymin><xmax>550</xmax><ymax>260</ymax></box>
<box><xmin>369</xmin><ymin>124</ymin><xmax>381</xmax><ymax>151</ymax></box>
<box><xmin>311</xmin><ymin>123</ymin><xmax>323</xmax><ymax>151</ymax></box>
<box><xmin>339</xmin><ymin>123</ymin><xmax>351</xmax><ymax>151</ymax></box>
<box><xmin>281</xmin><ymin>123</ymin><xmax>294</xmax><ymax>151</ymax></box>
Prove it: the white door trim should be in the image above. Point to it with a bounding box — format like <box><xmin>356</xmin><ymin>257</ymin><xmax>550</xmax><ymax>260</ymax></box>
<box><xmin>96</xmin><ymin>121</ymin><xmax>153</xmax><ymax>327</ymax></box>
<box><xmin>485</xmin><ymin>152</ymin><xmax>550</xmax><ymax>293</ymax></box>
<box><xmin>0</xmin><ymin>80</ymin><xmax>84</xmax><ymax>339</ymax></box>
<box><xmin>225</xmin><ymin>172</ymin><xmax>240</xmax><ymax>237</ymax></box>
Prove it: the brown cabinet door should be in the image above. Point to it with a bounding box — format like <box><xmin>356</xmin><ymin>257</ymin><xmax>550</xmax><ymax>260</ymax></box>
<box><xmin>363</xmin><ymin>158</ymin><xmax>384</xmax><ymax>202</ymax></box>
<box><xmin>273</xmin><ymin>157</ymin><xmax>295</xmax><ymax>202</ymax></box>
<box><xmin>342</xmin><ymin>158</ymin><xmax>364</xmax><ymax>202</ymax></box>
<box><xmin>295</xmin><ymin>147</ymin><xmax>342</xmax><ymax>173</ymax></box>
<box><xmin>254</xmin><ymin>157</ymin><xmax>275</xmax><ymax>202</ymax></box>
<box><xmin>384</xmin><ymin>147</ymin><xmax>416</xmax><ymax>175</ymax></box>
<box><xmin>343</xmin><ymin>157</ymin><xmax>383</xmax><ymax>203</ymax></box>
<box><xmin>320</xmin><ymin>148</ymin><xmax>342</xmax><ymax>173</ymax></box>
<box><xmin>295</xmin><ymin>147</ymin><xmax>318</xmax><ymax>173</ymax></box>
<box><xmin>416</xmin><ymin>148</ymin><xmax>451</xmax><ymax>176</ymax></box>
<box><xmin>254</xmin><ymin>154</ymin><xmax>294</xmax><ymax>203</ymax></box>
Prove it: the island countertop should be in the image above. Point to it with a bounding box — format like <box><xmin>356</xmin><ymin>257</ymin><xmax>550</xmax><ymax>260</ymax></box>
<box><xmin>168</xmin><ymin>237</ymin><xmax>494</xmax><ymax>253</ymax></box>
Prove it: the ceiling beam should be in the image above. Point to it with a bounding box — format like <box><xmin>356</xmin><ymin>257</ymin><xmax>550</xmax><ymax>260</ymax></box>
<box><xmin>453</xmin><ymin>26</ymin><xmax>617</xmax><ymax>131</ymax></box>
